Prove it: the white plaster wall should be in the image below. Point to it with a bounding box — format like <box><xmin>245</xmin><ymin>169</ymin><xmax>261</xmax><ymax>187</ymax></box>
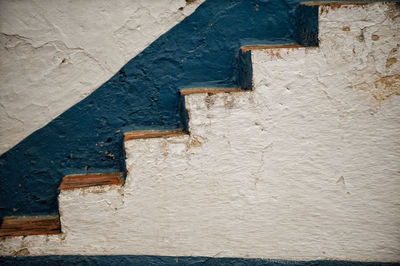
<box><xmin>0</xmin><ymin>0</ymin><xmax>204</xmax><ymax>154</ymax></box>
<box><xmin>1</xmin><ymin>3</ymin><xmax>399</xmax><ymax>261</ymax></box>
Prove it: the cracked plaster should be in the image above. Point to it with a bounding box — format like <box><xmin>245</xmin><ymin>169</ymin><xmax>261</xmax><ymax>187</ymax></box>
<box><xmin>0</xmin><ymin>0</ymin><xmax>204</xmax><ymax>154</ymax></box>
<box><xmin>1</xmin><ymin>3</ymin><xmax>399</xmax><ymax>262</ymax></box>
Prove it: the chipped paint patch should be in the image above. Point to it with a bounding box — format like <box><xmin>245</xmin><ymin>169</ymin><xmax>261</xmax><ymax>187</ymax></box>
<box><xmin>11</xmin><ymin>248</ymin><xmax>30</xmax><ymax>257</ymax></box>
<box><xmin>1</xmin><ymin>0</ymin><xmax>311</xmax><ymax>219</ymax></box>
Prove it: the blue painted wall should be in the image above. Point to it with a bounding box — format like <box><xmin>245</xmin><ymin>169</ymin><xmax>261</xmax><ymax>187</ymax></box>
<box><xmin>1</xmin><ymin>256</ymin><xmax>399</xmax><ymax>266</ymax></box>
<box><xmin>0</xmin><ymin>0</ymin><xmax>320</xmax><ymax>218</ymax></box>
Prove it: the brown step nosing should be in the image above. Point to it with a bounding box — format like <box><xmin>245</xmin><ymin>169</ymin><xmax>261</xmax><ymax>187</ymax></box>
<box><xmin>124</xmin><ymin>129</ymin><xmax>187</xmax><ymax>142</ymax></box>
<box><xmin>0</xmin><ymin>215</ymin><xmax>60</xmax><ymax>237</ymax></box>
<box><xmin>180</xmin><ymin>87</ymin><xmax>241</xmax><ymax>95</ymax></box>
<box><xmin>58</xmin><ymin>172</ymin><xmax>124</xmax><ymax>190</ymax></box>
<box><xmin>301</xmin><ymin>1</ymin><xmax>377</xmax><ymax>6</ymax></box>
<box><xmin>240</xmin><ymin>44</ymin><xmax>304</xmax><ymax>53</ymax></box>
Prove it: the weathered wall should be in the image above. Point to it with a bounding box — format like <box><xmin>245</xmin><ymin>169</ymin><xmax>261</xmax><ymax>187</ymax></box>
<box><xmin>1</xmin><ymin>2</ymin><xmax>399</xmax><ymax>262</ymax></box>
<box><xmin>0</xmin><ymin>0</ymin><xmax>203</xmax><ymax>155</ymax></box>
<box><xmin>0</xmin><ymin>0</ymin><xmax>309</xmax><ymax>219</ymax></box>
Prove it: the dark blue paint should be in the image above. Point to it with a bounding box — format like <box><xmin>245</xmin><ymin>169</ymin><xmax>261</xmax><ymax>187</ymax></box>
<box><xmin>295</xmin><ymin>5</ymin><xmax>319</xmax><ymax>46</ymax></box>
<box><xmin>238</xmin><ymin>50</ymin><xmax>253</xmax><ymax>91</ymax></box>
<box><xmin>0</xmin><ymin>0</ymin><xmax>320</xmax><ymax>218</ymax></box>
<box><xmin>0</xmin><ymin>256</ymin><xmax>399</xmax><ymax>266</ymax></box>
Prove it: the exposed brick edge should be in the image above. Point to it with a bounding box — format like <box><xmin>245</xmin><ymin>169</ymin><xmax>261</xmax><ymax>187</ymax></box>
<box><xmin>301</xmin><ymin>1</ymin><xmax>377</xmax><ymax>6</ymax></box>
<box><xmin>241</xmin><ymin>44</ymin><xmax>303</xmax><ymax>53</ymax></box>
<box><xmin>124</xmin><ymin>130</ymin><xmax>187</xmax><ymax>142</ymax></box>
<box><xmin>58</xmin><ymin>172</ymin><xmax>123</xmax><ymax>190</ymax></box>
<box><xmin>180</xmin><ymin>87</ymin><xmax>241</xmax><ymax>95</ymax></box>
<box><xmin>0</xmin><ymin>215</ymin><xmax>60</xmax><ymax>237</ymax></box>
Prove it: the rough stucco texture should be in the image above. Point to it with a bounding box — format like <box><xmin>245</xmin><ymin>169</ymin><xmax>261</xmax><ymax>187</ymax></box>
<box><xmin>0</xmin><ymin>0</ymin><xmax>204</xmax><ymax>155</ymax></box>
<box><xmin>0</xmin><ymin>0</ymin><xmax>310</xmax><ymax>219</ymax></box>
<box><xmin>1</xmin><ymin>3</ymin><xmax>399</xmax><ymax>261</ymax></box>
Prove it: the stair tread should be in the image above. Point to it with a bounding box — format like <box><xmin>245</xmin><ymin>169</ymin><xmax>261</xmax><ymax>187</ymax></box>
<box><xmin>241</xmin><ymin>44</ymin><xmax>304</xmax><ymax>52</ymax></box>
<box><xmin>301</xmin><ymin>1</ymin><xmax>377</xmax><ymax>6</ymax></box>
<box><xmin>58</xmin><ymin>172</ymin><xmax>123</xmax><ymax>190</ymax></box>
<box><xmin>180</xmin><ymin>87</ymin><xmax>241</xmax><ymax>95</ymax></box>
<box><xmin>124</xmin><ymin>130</ymin><xmax>187</xmax><ymax>141</ymax></box>
<box><xmin>0</xmin><ymin>215</ymin><xmax>60</xmax><ymax>237</ymax></box>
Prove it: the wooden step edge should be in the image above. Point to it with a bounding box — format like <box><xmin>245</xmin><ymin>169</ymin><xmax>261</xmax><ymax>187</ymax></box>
<box><xmin>241</xmin><ymin>44</ymin><xmax>304</xmax><ymax>53</ymax></box>
<box><xmin>58</xmin><ymin>172</ymin><xmax>124</xmax><ymax>190</ymax></box>
<box><xmin>124</xmin><ymin>129</ymin><xmax>187</xmax><ymax>142</ymax></box>
<box><xmin>0</xmin><ymin>215</ymin><xmax>60</xmax><ymax>237</ymax></box>
<box><xmin>301</xmin><ymin>1</ymin><xmax>378</xmax><ymax>6</ymax></box>
<box><xmin>180</xmin><ymin>87</ymin><xmax>241</xmax><ymax>95</ymax></box>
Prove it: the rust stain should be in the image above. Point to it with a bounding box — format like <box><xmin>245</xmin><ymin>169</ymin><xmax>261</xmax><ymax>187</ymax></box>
<box><xmin>342</xmin><ymin>26</ymin><xmax>350</xmax><ymax>32</ymax></box>
<box><xmin>240</xmin><ymin>44</ymin><xmax>302</xmax><ymax>53</ymax></box>
<box><xmin>371</xmin><ymin>34</ymin><xmax>380</xmax><ymax>41</ymax></box>
<box><xmin>59</xmin><ymin>233</ymin><xmax>67</xmax><ymax>241</ymax></box>
<box><xmin>265</xmin><ymin>48</ymin><xmax>284</xmax><ymax>58</ymax></box>
<box><xmin>386</xmin><ymin>47</ymin><xmax>398</xmax><ymax>68</ymax></box>
<box><xmin>189</xmin><ymin>136</ymin><xmax>206</xmax><ymax>149</ymax></box>
<box><xmin>179</xmin><ymin>0</ymin><xmax>197</xmax><ymax>11</ymax></box>
<box><xmin>372</xmin><ymin>74</ymin><xmax>400</xmax><ymax>103</ymax></box>
<box><xmin>386</xmin><ymin>57</ymin><xmax>397</xmax><ymax>68</ymax></box>
<box><xmin>317</xmin><ymin>3</ymin><xmax>369</xmax><ymax>16</ymax></box>
<box><xmin>258</xmin><ymin>46</ymin><xmax>304</xmax><ymax>57</ymax></box>
<box><xmin>190</xmin><ymin>137</ymin><xmax>202</xmax><ymax>148</ymax></box>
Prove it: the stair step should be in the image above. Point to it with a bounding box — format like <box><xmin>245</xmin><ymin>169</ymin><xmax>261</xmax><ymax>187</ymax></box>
<box><xmin>124</xmin><ymin>129</ymin><xmax>187</xmax><ymax>142</ymax></box>
<box><xmin>240</xmin><ymin>44</ymin><xmax>303</xmax><ymax>53</ymax></box>
<box><xmin>58</xmin><ymin>172</ymin><xmax>123</xmax><ymax>190</ymax></box>
<box><xmin>180</xmin><ymin>87</ymin><xmax>241</xmax><ymax>95</ymax></box>
<box><xmin>301</xmin><ymin>1</ymin><xmax>375</xmax><ymax>6</ymax></box>
<box><xmin>0</xmin><ymin>215</ymin><xmax>60</xmax><ymax>237</ymax></box>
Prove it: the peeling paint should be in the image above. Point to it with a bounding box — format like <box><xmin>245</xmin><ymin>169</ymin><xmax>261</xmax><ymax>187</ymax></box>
<box><xmin>11</xmin><ymin>248</ymin><xmax>29</xmax><ymax>257</ymax></box>
<box><xmin>0</xmin><ymin>1</ymin><xmax>399</xmax><ymax>262</ymax></box>
<box><xmin>0</xmin><ymin>0</ymin><xmax>315</xmax><ymax>219</ymax></box>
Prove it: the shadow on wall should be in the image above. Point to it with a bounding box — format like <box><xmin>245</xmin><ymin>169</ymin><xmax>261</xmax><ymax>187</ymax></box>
<box><xmin>0</xmin><ymin>0</ymin><xmax>316</xmax><ymax>218</ymax></box>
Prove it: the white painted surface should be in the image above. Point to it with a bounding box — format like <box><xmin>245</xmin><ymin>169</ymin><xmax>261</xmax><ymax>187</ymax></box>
<box><xmin>0</xmin><ymin>0</ymin><xmax>204</xmax><ymax>154</ymax></box>
<box><xmin>1</xmin><ymin>3</ymin><xmax>399</xmax><ymax>261</ymax></box>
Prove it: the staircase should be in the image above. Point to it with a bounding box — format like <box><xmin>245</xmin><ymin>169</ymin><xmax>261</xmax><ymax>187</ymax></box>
<box><xmin>1</xmin><ymin>1</ymin><xmax>399</xmax><ymax>262</ymax></box>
